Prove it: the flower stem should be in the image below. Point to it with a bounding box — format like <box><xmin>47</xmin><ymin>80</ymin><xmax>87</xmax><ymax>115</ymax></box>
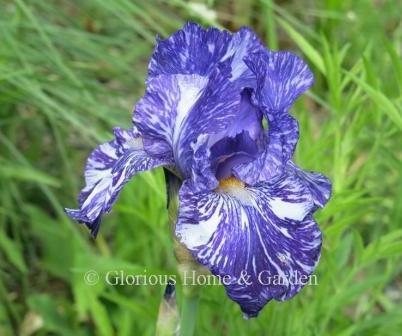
<box><xmin>180</xmin><ymin>291</ymin><xmax>200</xmax><ymax>336</ymax></box>
<box><xmin>164</xmin><ymin>168</ymin><xmax>203</xmax><ymax>336</ymax></box>
<box><xmin>155</xmin><ymin>280</ymin><xmax>179</xmax><ymax>336</ymax></box>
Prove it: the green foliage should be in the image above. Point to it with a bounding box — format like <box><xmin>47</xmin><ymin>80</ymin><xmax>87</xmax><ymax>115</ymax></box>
<box><xmin>1</xmin><ymin>0</ymin><xmax>402</xmax><ymax>335</ymax></box>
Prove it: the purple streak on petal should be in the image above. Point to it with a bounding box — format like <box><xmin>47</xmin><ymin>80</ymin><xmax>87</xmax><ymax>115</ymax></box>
<box><xmin>133</xmin><ymin>69</ymin><xmax>236</xmax><ymax>177</ymax></box>
<box><xmin>137</xmin><ymin>35</ymin><xmax>269</xmax><ymax>178</ymax></box>
<box><xmin>215</xmin><ymin>88</ymin><xmax>263</xmax><ymax>141</ymax></box>
<box><xmin>187</xmin><ymin>134</ymin><xmax>218</xmax><ymax>193</ymax></box>
<box><xmin>133</xmin><ymin>73</ymin><xmax>209</xmax><ymax>160</ymax></box>
<box><xmin>287</xmin><ymin>161</ymin><xmax>332</xmax><ymax>208</ymax></box>
<box><xmin>135</xmin><ymin>65</ymin><xmax>261</xmax><ymax>178</ymax></box>
<box><xmin>142</xmin><ymin>136</ymin><xmax>173</xmax><ymax>158</ymax></box>
<box><xmin>233</xmin><ymin>113</ymin><xmax>299</xmax><ymax>184</ymax></box>
<box><xmin>185</xmin><ymin>87</ymin><xmax>264</xmax><ymax>182</ymax></box>
<box><xmin>176</xmin><ymin>172</ymin><xmax>321</xmax><ymax>317</ymax></box>
<box><xmin>184</xmin><ymin>90</ymin><xmax>265</xmax><ymax>184</ymax></box>
<box><xmin>244</xmin><ymin>50</ymin><xmax>314</xmax><ymax>112</ymax></box>
<box><xmin>65</xmin><ymin>127</ymin><xmax>173</xmax><ymax>236</ymax></box>
<box><xmin>210</xmin><ymin>130</ymin><xmax>262</xmax><ymax>180</ymax></box>
<box><xmin>148</xmin><ymin>22</ymin><xmax>263</xmax><ymax>84</ymax></box>
<box><xmin>176</xmin><ymin>66</ymin><xmax>257</xmax><ymax>176</ymax></box>
<box><xmin>232</xmin><ymin>49</ymin><xmax>314</xmax><ymax>185</ymax></box>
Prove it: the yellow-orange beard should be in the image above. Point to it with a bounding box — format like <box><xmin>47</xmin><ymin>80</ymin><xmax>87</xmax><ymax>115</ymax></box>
<box><xmin>217</xmin><ymin>176</ymin><xmax>245</xmax><ymax>191</ymax></box>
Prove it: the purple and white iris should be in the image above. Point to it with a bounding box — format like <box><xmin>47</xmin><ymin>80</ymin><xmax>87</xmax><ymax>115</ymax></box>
<box><xmin>66</xmin><ymin>23</ymin><xmax>331</xmax><ymax>318</ymax></box>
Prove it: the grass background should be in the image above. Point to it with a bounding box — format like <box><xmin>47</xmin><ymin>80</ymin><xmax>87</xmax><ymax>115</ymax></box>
<box><xmin>1</xmin><ymin>0</ymin><xmax>402</xmax><ymax>335</ymax></box>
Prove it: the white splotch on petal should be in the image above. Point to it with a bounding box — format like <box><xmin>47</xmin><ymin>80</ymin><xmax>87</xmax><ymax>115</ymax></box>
<box><xmin>269</xmin><ymin>197</ymin><xmax>310</xmax><ymax>221</ymax></box>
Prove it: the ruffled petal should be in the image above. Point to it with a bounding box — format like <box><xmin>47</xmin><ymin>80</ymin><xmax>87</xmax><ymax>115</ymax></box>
<box><xmin>176</xmin><ymin>68</ymin><xmax>249</xmax><ymax>175</ymax></box>
<box><xmin>207</xmin><ymin>88</ymin><xmax>263</xmax><ymax>145</ymax></box>
<box><xmin>287</xmin><ymin>161</ymin><xmax>332</xmax><ymax>208</ymax></box>
<box><xmin>232</xmin><ymin>49</ymin><xmax>313</xmax><ymax>184</ymax></box>
<box><xmin>233</xmin><ymin>113</ymin><xmax>299</xmax><ymax>184</ymax></box>
<box><xmin>210</xmin><ymin>130</ymin><xmax>262</xmax><ymax>180</ymax></box>
<box><xmin>65</xmin><ymin>127</ymin><xmax>173</xmax><ymax>236</ymax></box>
<box><xmin>186</xmin><ymin>134</ymin><xmax>218</xmax><ymax>193</ymax></box>
<box><xmin>134</xmin><ymin>67</ymin><xmax>259</xmax><ymax>178</ymax></box>
<box><xmin>148</xmin><ymin>22</ymin><xmax>263</xmax><ymax>84</ymax></box>
<box><xmin>245</xmin><ymin>50</ymin><xmax>314</xmax><ymax>112</ymax></box>
<box><xmin>176</xmin><ymin>172</ymin><xmax>322</xmax><ymax>317</ymax></box>
<box><xmin>133</xmin><ymin>73</ymin><xmax>209</xmax><ymax>162</ymax></box>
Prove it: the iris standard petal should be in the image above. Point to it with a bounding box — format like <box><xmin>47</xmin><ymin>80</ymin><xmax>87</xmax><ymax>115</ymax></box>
<box><xmin>134</xmin><ymin>67</ymin><xmax>254</xmax><ymax>177</ymax></box>
<box><xmin>207</xmin><ymin>88</ymin><xmax>263</xmax><ymax>148</ymax></box>
<box><xmin>210</xmin><ymin>130</ymin><xmax>262</xmax><ymax>180</ymax></box>
<box><xmin>225</xmin><ymin>88</ymin><xmax>263</xmax><ymax>140</ymax></box>
<box><xmin>245</xmin><ymin>50</ymin><xmax>314</xmax><ymax>113</ymax></box>
<box><xmin>233</xmin><ymin>113</ymin><xmax>299</xmax><ymax>184</ymax></box>
<box><xmin>177</xmin><ymin>67</ymin><xmax>246</xmax><ymax>174</ymax></box>
<box><xmin>148</xmin><ymin>22</ymin><xmax>263</xmax><ymax>84</ymax></box>
<box><xmin>176</xmin><ymin>172</ymin><xmax>322</xmax><ymax>317</ymax></box>
<box><xmin>232</xmin><ymin>49</ymin><xmax>314</xmax><ymax>184</ymax></box>
<box><xmin>187</xmin><ymin>134</ymin><xmax>219</xmax><ymax>193</ymax></box>
<box><xmin>65</xmin><ymin>127</ymin><xmax>173</xmax><ymax>236</ymax></box>
<box><xmin>133</xmin><ymin>73</ymin><xmax>209</xmax><ymax>162</ymax></box>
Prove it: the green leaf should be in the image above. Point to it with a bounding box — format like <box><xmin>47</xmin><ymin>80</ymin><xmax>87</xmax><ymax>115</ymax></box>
<box><xmin>346</xmin><ymin>70</ymin><xmax>402</xmax><ymax>130</ymax></box>
<box><xmin>0</xmin><ymin>232</ymin><xmax>27</xmax><ymax>273</ymax></box>
<box><xmin>276</xmin><ymin>17</ymin><xmax>325</xmax><ymax>75</ymax></box>
<box><xmin>0</xmin><ymin>163</ymin><xmax>60</xmax><ymax>187</ymax></box>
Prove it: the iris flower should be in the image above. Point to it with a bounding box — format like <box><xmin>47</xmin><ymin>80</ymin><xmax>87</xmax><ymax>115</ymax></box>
<box><xmin>66</xmin><ymin>23</ymin><xmax>331</xmax><ymax>318</ymax></box>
